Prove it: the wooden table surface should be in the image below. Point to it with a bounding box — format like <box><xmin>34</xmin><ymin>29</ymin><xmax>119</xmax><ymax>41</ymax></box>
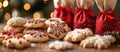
<box><xmin>0</xmin><ymin>23</ymin><xmax>120</xmax><ymax>52</ymax></box>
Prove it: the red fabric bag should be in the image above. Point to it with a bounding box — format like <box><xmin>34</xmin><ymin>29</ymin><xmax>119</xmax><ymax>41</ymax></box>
<box><xmin>53</xmin><ymin>6</ymin><xmax>73</xmax><ymax>29</ymax></box>
<box><xmin>74</xmin><ymin>7</ymin><xmax>96</xmax><ymax>32</ymax></box>
<box><xmin>53</xmin><ymin>0</ymin><xmax>75</xmax><ymax>29</ymax></box>
<box><xmin>95</xmin><ymin>0</ymin><xmax>119</xmax><ymax>35</ymax></box>
<box><xmin>96</xmin><ymin>10</ymin><xmax>119</xmax><ymax>35</ymax></box>
<box><xmin>74</xmin><ymin>0</ymin><xmax>96</xmax><ymax>32</ymax></box>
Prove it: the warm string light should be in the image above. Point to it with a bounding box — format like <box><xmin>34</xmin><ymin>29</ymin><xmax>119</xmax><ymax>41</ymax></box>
<box><xmin>24</xmin><ymin>3</ymin><xmax>31</xmax><ymax>10</ymax></box>
<box><xmin>0</xmin><ymin>2</ymin><xmax>2</xmax><ymax>8</ymax></box>
<box><xmin>4</xmin><ymin>13</ymin><xmax>11</xmax><ymax>20</ymax></box>
<box><xmin>3</xmin><ymin>0</ymin><xmax>9</xmax><ymax>7</ymax></box>
<box><xmin>33</xmin><ymin>12</ymin><xmax>41</xmax><ymax>19</ymax></box>
<box><xmin>43</xmin><ymin>0</ymin><xmax>48</xmax><ymax>4</ymax></box>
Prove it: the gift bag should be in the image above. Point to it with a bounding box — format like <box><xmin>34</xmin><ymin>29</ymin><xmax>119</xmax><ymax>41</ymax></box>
<box><xmin>74</xmin><ymin>0</ymin><xmax>96</xmax><ymax>32</ymax></box>
<box><xmin>53</xmin><ymin>0</ymin><xmax>75</xmax><ymax>29</ymax></box>
<box><xmin>95</xmin><ymin>0</ymin><xmax>119</xmax><ymax>35</ymax></box>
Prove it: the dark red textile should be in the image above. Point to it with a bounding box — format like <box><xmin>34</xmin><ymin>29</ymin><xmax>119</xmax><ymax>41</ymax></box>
<box><xmin>96</xmin><ymin>10</ymin><xmax>119</xmax><ymax>35</ymax></box>
<box><xmin>74</xmin><ymin>7</ymin><xmax>96</xmax><ymax>33</ymax></box>
<box><xmin>53</xmin><ymin>6</ymin><xmax>73</xmax><ymax>29</ymax></box>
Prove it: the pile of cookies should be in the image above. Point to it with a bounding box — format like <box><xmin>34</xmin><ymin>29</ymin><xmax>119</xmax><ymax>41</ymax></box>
<box><xmin>4</xmin><ymin>17</ymin><xmax>26</xmax><ymax>31</ymax></box>
<box><xmin>0</xmin><ymin>17</ymin><xmax>117</xmax><ymax>50</ymax></box>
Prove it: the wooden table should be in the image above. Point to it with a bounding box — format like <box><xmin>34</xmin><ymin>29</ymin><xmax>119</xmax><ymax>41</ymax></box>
<box><xmin>0</xmin><ymin>23</ymin><xmax>120</xmax><ymax>52</ymax></box>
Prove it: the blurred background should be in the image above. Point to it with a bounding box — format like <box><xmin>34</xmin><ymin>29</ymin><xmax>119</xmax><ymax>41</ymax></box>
<box><xmin>0</xmin><ymin>0</ymin><xmax>120</xmax><ymax>23</ymax></box>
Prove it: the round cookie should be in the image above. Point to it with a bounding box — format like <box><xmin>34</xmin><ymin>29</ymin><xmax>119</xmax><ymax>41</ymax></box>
<box><xmin>0</xmin><ymin>30</ymin><xmax>23</xmax><ymax>39</ymax></box>
<box><xmin>47</xmin><ymin>21</ymin><xmax>70</xmax><ymax>39</ymax></box>
<box><xmin>7</xmin><ymin>17</ymin><xmax>26</xmax><ymax>27</ymax></box>
<box><xmin>23</xmin><ymin>30</ymin><xmax>49</xmax><ymax>43</ymax></box>
<box><xmin>45</xmin><ymin>18</ymin><xmax>63</xmax><ymax>25</ymax></box>
<box><xmin>2</xmin><ymin>37</ymin><xmax>31</xmax><ymax>49</ymax></box>
<box><xmin>24</xmin><ymin>18</ymin><xmax>46</xmax><ymax>28</ymax></box>
<box><xmin>4</xmin><ymin>25</ymin><xmax>24</xmax><ymax>31</ymax></box>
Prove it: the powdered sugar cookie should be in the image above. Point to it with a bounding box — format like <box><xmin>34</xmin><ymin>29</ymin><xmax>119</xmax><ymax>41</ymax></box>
<box><xmin>64</xmin><ymin>28</ymin><xmax>93</xmax><ymax>42</ymax></box>
<box><xmin>48</xmin><ymin>41</ymin><xmax>73</xmax><ymax>50</ymax></box>
<box><xmin>7</xmin><ymin>17</ymin><xmax>26</xmax><ymax>27</ymax></box>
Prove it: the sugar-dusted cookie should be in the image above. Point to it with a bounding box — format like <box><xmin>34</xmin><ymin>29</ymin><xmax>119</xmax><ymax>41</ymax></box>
<box><xmin>48</xmin><ymin>41</ymin><xmax>73</xmax><ymax>50</ymax></box>
<box><xmin>80</xmin><ymin>35</ymin><xmax>116</xmax><ymax>49</ymax></box>
<box><xmin>7</xmin><ymin>17</ymin><xmax>26</xmax><ymax>27</ymax></box>
<box><xmin>2</xmin><ymin>37</ymin><xmax>31</xmax><ymax>49</ymax></box>
<box><xmin>23</xmin><ymin>30</ymin><xmax>49</xmax><ymax>43</ymax></box>
<box><xmin>4</xmin><ymin>25</ymin><xmax>24</xmax><ymax>31</ymax></box>
<box><xmin>47</xmin><ymin>20</ymin><xmax>70</xmax><ymax>39</ymax></box>
<box><xmin>64</xmin><ymin>28</ymin><xmax>93</xmax><ymax>42</ymax></box>
<box><xmin>24</xmin><ymin>18</ymin><xmax>46</xmax><ymax>28</ymax></box>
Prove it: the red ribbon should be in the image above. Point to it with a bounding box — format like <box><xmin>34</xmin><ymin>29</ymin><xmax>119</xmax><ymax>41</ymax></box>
<box><xmin>99</xmin><ymin>10</ymin><xmax>115</xmax><ymax>20</ymax></box>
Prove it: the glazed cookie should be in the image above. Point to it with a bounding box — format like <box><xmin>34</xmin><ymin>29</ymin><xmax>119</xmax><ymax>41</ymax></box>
<box><xmin>64</xmin><ymin>28</ymin><xmax>93</xmax><ymax>42</ymax></box>
<box><xmin>7</xmin><ymin>17</ymin><xmax>26</xmax><ymax>27</ymax></box>
<box><xmin>2</xmin><ymin>37</ymin><xmax>31</xmax><ymax>49</ymax></box>
<box><xmin>0</xmin><ymin>30</ymin><xmax>23</xmax><ymax>39</ymax></box>
<box><xmin>48</xmin><ymin>41</ymin><xmax>73</xmax><ymax>50</ymax></box>
<box><xmin>47</xmin><ymin>21</ymin><xmax>70</xmax><ymax>39</ymax></box>
<box><xmin>24</xmin><ymin>18</ymin><xmax>46</xmax><ymax>28</ymax></box>
<box><xmin>4</xmin><ymin>25</ymin><xmax>24</xmax><ymax>31</ymax></box>
<box><xmin>23</xmin><ymin>30</ymin><xmax>49</xmax><ymax>43</ymax></box>
<box><xmin>80</xmin><ymin>35</ymin><xmax>116</xmax><ymax>49</ymax></box>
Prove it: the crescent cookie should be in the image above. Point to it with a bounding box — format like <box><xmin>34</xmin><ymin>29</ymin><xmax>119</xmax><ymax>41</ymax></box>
<box><xmin>48</xmin><ymin>41</ymin><xmax>73</xmax><ymax>50</ymax></box>
<box><xmin>0</xmin><ymin>30</ymin><xmax>23</xmax><ymax>39</ymax></box>
<box><xmin>64</xmin><ymin>28</ymin><xmax>93</xmax><ymax>42</ymax></box>
<box><xmin>2</xmin><ymin>37</ymin><xmax>31</xmax><ymax>49</ymax></box>
<box><xmin>7</xmin><ymin>17</ymin><xmax>26</xmax><ymax>27</ymax></box>
<box><xmin>23</xmin><ymin>30</ymin><xmax>49</xmax><ymax>43</ymax></box>
<box><xmin>24</xmin><ymin>18</ymin><xmax>46</xmax><ymax>28</ymax></box>
<box><xmin>4</xmin><ymin>25</ymin><xmax>24</xmax><ymax>31</ymax></box>
<box><xmin>47</xmin><ymin>20</ymin><xmax>70</xmax><ymax>39</ymax></box>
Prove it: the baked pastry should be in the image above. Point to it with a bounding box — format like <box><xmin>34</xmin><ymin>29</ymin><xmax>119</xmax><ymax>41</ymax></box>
<box><xmin>2</xmin><ymin>37</ymin><xmax>31</xmax><ymax>49</ymax></box>
<box><xmin>7</xmin><ymin>17</ymin><xmax>26</xmax><ymax>27</ymax></box>
<box><xmin>4</xmin><ymin>25</ymin><xmax>24</xmax><ymax>31</ymax></box>
<box><xmin>0</xmin><ymin>30</ymin><xmax>23</xmax><ymax>39</ymax></box>
<box><xmin>45</xmin><ymin>18</ymin><xmax>63</xmax><ymax>25</ymax></box>
<box><xmin>80</xmin><ymin>35</ymin><xmax>116</xmax><ymax>49</ymax></box>
<box><xmin>48</xmin><ymin>41</ymin><xmax>73</xmax><ymax>50</ymax></box>
<box><xmin>24</xmin><ymin>18</ymin><xmax>46</xmax><ymax>28</ymax></box>
<box><xmin>64</xmin><ymin>28</ymin><xmax>93</xmax><ymax>42</ymax></box>
<box><xmin>47</xmin><ymin>20</ymin><xmax>70</xmax><ymax>39</ymax></box>
<box><xmin>23</xmin><ymin>30</ymin><xmax>49</xmax><ymax>43</ymax></box>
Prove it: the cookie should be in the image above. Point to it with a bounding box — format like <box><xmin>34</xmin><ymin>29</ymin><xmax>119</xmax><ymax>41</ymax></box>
<box><xmin>80</xmin><ymin>35</ymin><xmax>116</xmax><ymax>49</ymax></box>
<box><xmin>64</xmin><ymin>28</ymin><xmax>93</xmax><ymax>42</ymax></box>
<box><xmin>4</xmin><ymin>25</ymin><xmax>24</xmax><ymax>31</ymax></box>
<box><xmin>24</xmin><ymin>18</ymin><xmax>46</xmax><ymax>28</ymax></box>
<box><xmin>47</xmin><ymin>20</ymin><xmax>70</xmax><ymax>39</ymax></box>
<box><xmin>7</xmin><ymin>17</ymin><xmax>26</xmax><ymax>27</ymax></box>
<box><xmin>45</xmin><ymin>18</ymin><xmax>62</xmax><ymax>25</ymax></box>
<box><xmin>0</xmin><ymin>30</ymin><xmax>23</xmax><ymax>39</ymax></box>
<box><xmin>23</xmin><ymin>30</ymin><xmax>49</xmax><ymax>43</ymax></box>
<box><xmin>2</xmin><ymin>37</ymin><xmax>31</xmax><ymax>49</ymax></box>
<box><xmin>48</xmin><ymin>41</ymin><xmax>73</xmax><ymax>50</ymax></box>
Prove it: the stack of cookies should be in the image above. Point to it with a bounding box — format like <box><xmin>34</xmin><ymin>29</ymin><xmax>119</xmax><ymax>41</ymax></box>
<box><xmin>4</xmin><ymin>17</ymin><xmax>26</xmax><ymax>31</ymax></box>
<box><xmin>23</xmin><ymin>18</ymin><xmax>49</xmax><ymax>43</ymax></box>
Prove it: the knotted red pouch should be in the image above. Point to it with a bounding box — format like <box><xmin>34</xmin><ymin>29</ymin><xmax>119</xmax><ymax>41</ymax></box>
<box><xmin>74</xmin><ymin>7</ymin><xmax>96</xmax><ymax>33</ymax></box>
<box><xmin>53</xmin><ymin>6</ymin><xmax>74</xmax><ymax>29</ymax></box>
<box><xmin>96</xmin><ymin>10</ymin><xmax>119</xmax><ymax>35</ymax></box>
